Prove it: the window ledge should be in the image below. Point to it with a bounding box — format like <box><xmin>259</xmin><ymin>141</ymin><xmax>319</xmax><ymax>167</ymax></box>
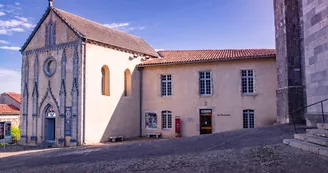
<box><xmin>161</xmin><ymin>95</ymin><xmax>173</xmax><ymax>98</ymax></box>
<box><xmin>161</xmin><ymin>128</ymin><xmax>172</xmax><ymax>131</ymax></box>
<box><xmin>200</xmin><ymin>94</ymin><xmax>213</xmax><ymax>98</ymax></box>
<box><xmin>242</xmin><ymin>93</ymin><xmax>258</xmax><ymax>96</ymax></box>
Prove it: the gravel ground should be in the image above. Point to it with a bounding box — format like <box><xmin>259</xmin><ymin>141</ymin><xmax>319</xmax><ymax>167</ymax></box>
<box><xmin>1</xmin><ymin>124</ymin><xmax>327</xmax><ymax>173</ymax></box>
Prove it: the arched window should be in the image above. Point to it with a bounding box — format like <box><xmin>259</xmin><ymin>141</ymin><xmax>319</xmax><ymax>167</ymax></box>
<box><xmin>124</xmin><ymin>69</ymin><xmax>131</xmax><ymax>96</ymax></box>
<box><xmin>101</xmin><ymin>65</ymin><xmax>110</xmax><ymax>96</ymax></box>
<box><xmin>243</xmin><ymin>109</ymin><xmax>254</xmax><ymax>128</ymax></box>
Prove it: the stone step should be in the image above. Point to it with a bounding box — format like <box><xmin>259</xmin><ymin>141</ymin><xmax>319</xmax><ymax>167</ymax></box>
<box><xmin>283</xmin><ymin>139</ymin><xmax>328</xmax><ymax>157</ymax></box>
<box><xmin>317</xmin><ymin>123</ymin><xmax>328</xmax><ymax>130</ymax></box>
<box><xmin>306</xmin><ymin>129</ymin><xmax>328</xmax><ymax>137</ymax></box>
<box><xmin>294</xmin><ymin>134</ymin><xmax>328</xmax><ymax>147</ymax></box>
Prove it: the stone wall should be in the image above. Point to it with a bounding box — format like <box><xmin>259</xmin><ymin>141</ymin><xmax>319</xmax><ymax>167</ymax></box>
<box><xmin>20</xmin><ymin>9</ymin><xmax>83</xmax><ymax>146</ymax></box>
<box><xmin>302</xmin><ymin>0</ymin><xmax>328</xmax><ymax>114</ymax></box>
<box><xmin>274</xmin><ymin>0</ymin><xmax>305</xmax><ymax>123</ymax></box>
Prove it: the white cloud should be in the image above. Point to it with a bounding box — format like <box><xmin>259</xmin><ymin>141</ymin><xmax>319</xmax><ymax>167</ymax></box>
<box><xmin>154</xmin><ymin>49</ymin><xmax>164</xmax><ymax>52</ymax></box>
<box><xmin>10</xmin><ymin>27</ymin><xmax>24</xmax><ymax>32</ymax></box>
<box><xmin>0</xmin><ymin>29</ymin><xmax>9</xmax><ymax>35</ymax></box>
<box><xmin>15</xmin><ymin>16</ymin><xmax>28</xmax><ymax>22</ymax></box>
<box><xmin>0</xmin><ymin>17</ymin><xmax>35</xmax><ymax>34</ymax></box>
<box><xmin>0</xmin><ymin>12</ymin><xmax>5</xmax><ymax>16</ymax></box>
<box><xmin>15</xmin><ymin>2</ymin><xmax>20</xmax><ymax>6</ymax></box>
<box><xmin>104</xmin><ymin>22</ymin><xmax>145</xmax><ymax>32</ymax></box>
<box><xmin>0</xmin><ymin>68</ymin><xmax>21</xmax><ymax>93</ymax></box>
<box><xmin>0</xmin><ymin>4</ymin><xmax>3</xmax><ymax>8</ymax></box>
<box><xmin>0</xmin><ymin>46</ymin><xmax>20</xmax><ymax>51</ymax></box>
<box><xmin>0</xmin><ymin>40</ymin><xmax>10</xmax><ymax>44</ymax></box>
<box><xmin>104</xmin><ymin>22</ymin><xmax>130</xmax><ymax>30</ymax></box>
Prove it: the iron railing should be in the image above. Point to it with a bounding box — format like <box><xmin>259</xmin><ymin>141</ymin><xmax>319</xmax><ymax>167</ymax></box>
<box><xmin>289</xmin><ymin>98</ymin><xmax>328</xmax><ymax>134</ymax></box>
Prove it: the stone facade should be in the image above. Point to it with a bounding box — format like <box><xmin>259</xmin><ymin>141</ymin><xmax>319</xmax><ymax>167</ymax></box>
<box><xmin>302</xmin><ymin>0</ymin><xmax>328</xmax><ymax>115</ymax></box>
<box><xmin>274</xmin><ymin>0</ymin><xmax>328</xmax><ymax>125</ymax></box>
<box><xmin>274</xmin><ymin>0</ymin><xmax>305</xmax><ymax>124</ymax></box>
<box><xmin>20</xmin><ymin>10</ymin><xmax>83</xmax><ymax>146</ymax></box>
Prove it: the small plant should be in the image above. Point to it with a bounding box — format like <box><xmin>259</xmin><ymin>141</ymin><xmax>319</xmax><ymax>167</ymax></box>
<box><xmin>11</xmin><ymin>126</ymin><xmax>20</xmax><ymax>143</ymax></box>
<box><xmin>0</xmin><ymin>143</ymin><xmax>9</xmax><ymax>147</ymax></box>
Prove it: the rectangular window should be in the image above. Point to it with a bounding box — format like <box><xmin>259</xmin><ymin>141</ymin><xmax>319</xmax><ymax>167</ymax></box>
<box><xmin>241</xmin><ymin>70</ymin><xmax>255</xmax><ymax>94</ymax></box>
<box><xmin>161</xmin><ymin>75</ymin><xmax>172</xmax><ymax>96</ymax></box>
<box><xmin>243</xmin><ymin>110</ymin><xmax>254</xmax><ymax>128</ymax></box>
<box><xmin>162</xmin><ymin>111</ymin><xmax>172</xmax><ymax>129</ymax></box>
<box><xmin>199</xmin><ymin>71</ymin><xmax>212</xmax><ymax>95</ymax></box>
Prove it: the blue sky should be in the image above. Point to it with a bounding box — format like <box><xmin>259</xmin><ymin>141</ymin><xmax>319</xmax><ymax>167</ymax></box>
<box><xmin>0</xmin><ymin>0</ymin><xmax>275</xmax><ymax>93</ymax></box>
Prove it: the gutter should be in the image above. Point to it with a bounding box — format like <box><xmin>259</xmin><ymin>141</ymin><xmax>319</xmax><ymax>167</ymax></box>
<box><xmin>82</xmin><ymin>38</ymin><xmax>87</xmax><ymax>145</ymax></box>
<box><xmin>138</xmin><ymin>67</ymin><xmax>144</xmax><ymax>137</ymax></box>
<box><xmin>137</xmin><ymin>55</ymin><xmax>276</xmax><ymax>68</ymax></box>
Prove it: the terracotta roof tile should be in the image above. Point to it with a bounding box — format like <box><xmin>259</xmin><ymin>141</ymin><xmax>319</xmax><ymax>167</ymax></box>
<box><xmin>4</xmin><ymin>92</ymin><xmax>21</xmax><ymax>104</ymax></box>
<box><xmin>0</xmin><ymin>104</ymin><xmax>20</xmax><ymax>115</ymax></box>
<box><xmin>52</xmin><ymin>8</ymin><xmax>158</xmax><ymax>57</ymax></box>
<box><xmin>138</xmin><ymin>49</ymin><xmax>276</xmax><ymax>67</ymax></box>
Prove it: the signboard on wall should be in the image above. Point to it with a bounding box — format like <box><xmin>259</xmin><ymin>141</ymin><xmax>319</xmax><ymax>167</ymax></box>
<box><xmin>65</xmin><ymin>107</ymin><xmax>72</xmax><ymax>136</ymax></box>
<box><xmin>145</xmin><ymin>112</ymin><xmax>157</xmax><ymax>129</ymax></box>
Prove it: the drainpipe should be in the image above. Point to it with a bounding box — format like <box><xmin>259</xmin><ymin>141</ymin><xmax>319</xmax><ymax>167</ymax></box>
<box><xmin>82</xmin><ymin>38</ymin><xmax>87</xmax><ymax>145</ymax></box>
<box><xmin>139</xmin><ymin>67</ymin><xmax>143</xmax><ymax>137</ymax></box>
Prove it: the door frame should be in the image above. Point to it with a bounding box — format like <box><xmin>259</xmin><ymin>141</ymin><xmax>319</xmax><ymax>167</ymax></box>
<box><xmin>42</xmin><ymin>104</ymin><xmax>58</xmax><ymax>143</ymax></box>
<box><xmin>45</xmin><ymin>117</ymin><xmax>56</xmax><ymax>141</ymax></box>
<box><xmin>199</xmin><ymin>109</ymin><xmax>213</xmax><ymax>135</ymax></box>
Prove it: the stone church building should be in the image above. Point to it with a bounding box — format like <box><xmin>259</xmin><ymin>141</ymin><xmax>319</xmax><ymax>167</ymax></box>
<box><xmin>20</xmin><ymin>1</ymin><xmax>278</xmax><ymax>146</ymax></box>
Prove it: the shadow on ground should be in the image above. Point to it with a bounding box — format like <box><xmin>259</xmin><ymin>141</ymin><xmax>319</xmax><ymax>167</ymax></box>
<box><xmin>0</xmin><ymin>124</ymin><xmax>301</xmax><ymax>171</ymax></box>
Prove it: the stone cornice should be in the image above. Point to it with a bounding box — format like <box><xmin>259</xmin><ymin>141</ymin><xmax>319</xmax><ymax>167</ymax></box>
<box><xmin>22</xmin><ymin>40</ymin><xmax>80</xmax><ymax>55</ymax></box>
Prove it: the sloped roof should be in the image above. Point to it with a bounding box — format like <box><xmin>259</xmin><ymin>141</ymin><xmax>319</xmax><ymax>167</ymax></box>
<box><xmin>21</xmin><ymin>7</ymin><xmax>158</xmax><ymax>57</ymax></box>
<box><xmin>53</xmin><ymin>8</ymin><xmax>158</xmax><ymax>57</ymax></box>
<box><xmin>0</xmin><ymin>104</ymin><xmax>20</xmax><ymax>115</ymax></box>
<box><xmin>3</xmin><ymin>92</ymin><xmax>21</xmax><ymax>104</ymax></box>
<box><xmin>138</xmin><ymin>49</ymin><xmax>276</xmax><ymax>67</ymax></box>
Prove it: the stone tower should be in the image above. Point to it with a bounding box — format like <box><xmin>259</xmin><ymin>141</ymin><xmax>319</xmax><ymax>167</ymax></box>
<box><xmin>273</xmin><ymin>0</ymin><xmax>305</xmax><ymax>124</ymax></box>
<box><xmin>274</xmin><ymin>0</ymin><xmax>328</xmax><ymax>125</ymax></box>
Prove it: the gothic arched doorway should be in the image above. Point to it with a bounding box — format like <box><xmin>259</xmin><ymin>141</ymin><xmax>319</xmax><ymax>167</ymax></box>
<box><xmin>45</xmin><ymin>105</ymin><xmax>56</xmax><ymax>141</ymax></box>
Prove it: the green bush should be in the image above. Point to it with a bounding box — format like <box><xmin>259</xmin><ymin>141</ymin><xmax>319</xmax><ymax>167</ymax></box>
<box><xmin>11</xmin><ymin>126</ymin><xmax>20</xmax><ymax>142</ymax></box>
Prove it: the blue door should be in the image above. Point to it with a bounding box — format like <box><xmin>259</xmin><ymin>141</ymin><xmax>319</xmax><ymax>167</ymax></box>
<box><xmin>46</xmin><ymin>118</ymin><xmax>55</xmax><ymax>141</ymax></box>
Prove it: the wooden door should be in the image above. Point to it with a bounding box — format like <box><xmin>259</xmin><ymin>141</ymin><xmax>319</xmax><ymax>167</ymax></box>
<box><xmin>200</xmin><ymin>109</ymin><xmax>212</xmax><ymax>134</ymax></box>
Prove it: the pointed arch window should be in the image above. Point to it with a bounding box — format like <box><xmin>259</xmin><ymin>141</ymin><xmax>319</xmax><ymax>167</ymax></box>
<box><xmin>124</xmin><ymin>69</ymin><xmax>131</xmax><ymax>96</ymax></box>
<box><xmin>45</xmin><ymin>16</ymin><xmax>56</xmax><ymax>47</ymax></box>
<box><xmin>101</xmin><ymin>65</ymin><xmax>110</xmax><ymax>96</ymax></box>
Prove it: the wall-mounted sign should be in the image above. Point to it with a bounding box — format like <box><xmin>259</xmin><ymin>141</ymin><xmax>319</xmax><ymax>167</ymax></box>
<box><xmin>200</xmin><ymin>109</ymin><xmax>212</xmax><ymax>114</ymax></box>
<box><xmin>217</xmin><ymin>114</ymin><xmax>231</xmax><ymax>116</ymax></box>
<box><xmin>65</xmin><ymin>107</ymin><xmax>72</xmax><ymax>136</ymax></box>
<box><xmin>145</xmin><ymin>112</ymin><xmax>157</xmax><ymax>129</ymax></box>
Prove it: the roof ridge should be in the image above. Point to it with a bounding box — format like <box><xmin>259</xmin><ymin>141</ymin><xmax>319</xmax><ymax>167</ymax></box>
<box><xmin>53</xmin><ymin>8</ymin><xmax>142</xmax><ymax>40</ymax></box>
<box><xmin>158</xmin><ymin>48</ymin><xmax>275</xmax><ymax>52</ymax></box>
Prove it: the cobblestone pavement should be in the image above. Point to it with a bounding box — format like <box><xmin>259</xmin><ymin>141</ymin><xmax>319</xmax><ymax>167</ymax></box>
<box><xmin>1</xmin><ymin>124</ymin><xmax>328</xmax><ymax>173</ymax></box>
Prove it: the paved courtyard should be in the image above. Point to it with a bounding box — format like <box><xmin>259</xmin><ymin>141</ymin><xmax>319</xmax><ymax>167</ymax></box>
<box><xmin>1</xmin><ymin>124</ymin><xmax>328</xmax><ymax>173</ymax></box>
